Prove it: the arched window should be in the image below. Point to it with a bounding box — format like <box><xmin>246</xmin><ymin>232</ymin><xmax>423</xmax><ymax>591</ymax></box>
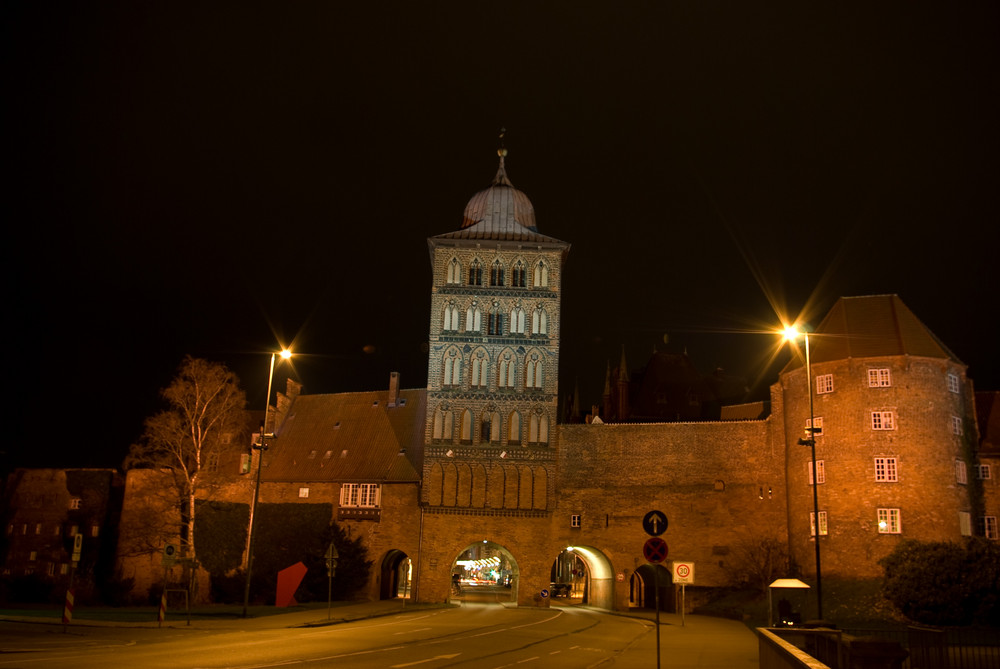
<box><xmin>447</xmin><ymin>258</ymin><xmax>462</xmax><ymax>284</ymax></box>
<box><xmin>460</xmin><ymin>409</ymin><xmax>473</xmax><ymax>443</ymax></box>
<box><xmin>508</xmin><ymin>411</ymin><xmax>522</xmax><ymax>445</ymax></box>
<box><xmin>510</xmin><ymin>305</ymin><xmax>526</xmax><ymax>334</ymax></box>
<box><xmin>443</xmin><ymin>302</ymin><xmax>460</xmax><ymax>332</ymax></box>
<box><xmin>490</xmin><ymin>260</ymin><xmax>505</xmax><ymax>287</ymax></box>
<box><xmin>465</xmin><ymin>303</ymin><xmax>482</xmax><ymax>333</ymax></box>
<box><xmin>433</xmin><ymin>406</ymin><xmax>454</xmax><ymax>441</ymax></box>
<box><xmin>525</xmin><ymin>352</ymin><xmax>543</xmax><ymax>389</ymax></box>
<box><xmin>498</xmin><ymin>350</ymin><xmax>516</xmax><ymax>388</ymax></box>
<box><xmin>470</xmin><ymin>349</ymin><xmax>488</xmax><ymax>388</ymax></box>
<box><xmin>487</xmin><ymin>304</ymin><xmax>504</xmax><ymax>335</ymax></box>
<box><xmin>533</xmin><ymin>260</ymin><xmax>548</xmax><ymax>287</ymax></box>
<box><xmin>528</xmin><ymin>413</ymin><xmax>549</xmax><ymax>444</ymax></box>
<box><xmin>443</xmin><ymin>348</ymin><xmax>462</xmax><ymax>387</ymax></box>
<box><xmin>468</xmin><ymin>259</ymin><xmax>483</xmax><ymax>286</ymax></box>
<box><xmin>481</xmin><ymin>410</ymin><xmax>500</xmax><ymax>444</ymax></box>
<box><xmin>511</xmin><ymin>260</ymin><xmax>527</xmax><ymax>288</ymax></box>
<box><xmin>531</xmin><ymin>306</ymin><xmax>547</xmax><ymax>335</ymax></box>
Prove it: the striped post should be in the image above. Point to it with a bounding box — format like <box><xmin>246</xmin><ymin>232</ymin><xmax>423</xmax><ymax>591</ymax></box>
<box><xmin>158</xmin><ymin>591</ymin><xmax>167</xmax><ymax>625</ymax></box>
<box><xmin>62</xmin><ymin>589</ymin><xmax>74</xmax><ymax>624</ymax></box>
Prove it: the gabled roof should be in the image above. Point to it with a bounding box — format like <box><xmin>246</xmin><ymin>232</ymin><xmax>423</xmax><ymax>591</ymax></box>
<box><xmin>783</xmin><ymin>295</ymin><xmax>962</xmax><ymax>371</ymax></box>
<box><xmin>261</xmin><ymin>389</ymin><xmax>426</xmax><ymax>484</ymax></box>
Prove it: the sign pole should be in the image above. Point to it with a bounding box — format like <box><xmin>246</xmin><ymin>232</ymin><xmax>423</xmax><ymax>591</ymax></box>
<box><xmin>654</xmin><ymin>565</ymin><xmax>661</xmax><ymax>669</ymax></box>
<box><xmin>681</xmin><ymin>583</ymin><xmax>686</xmax><ymax>627</ymax></box>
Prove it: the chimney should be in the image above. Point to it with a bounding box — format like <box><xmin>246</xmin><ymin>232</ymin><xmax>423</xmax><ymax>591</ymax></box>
<box><xmin>388</xmin><ymin>372</ymin><xmax>400</xmax><ymax>407</ymax></box>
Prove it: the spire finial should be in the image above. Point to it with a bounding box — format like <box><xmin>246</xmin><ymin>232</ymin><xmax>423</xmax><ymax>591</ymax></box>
<box><xmin>498</xmin><ymin>127</ymin><xmax>508</xmax><ymax>158</ymax></box>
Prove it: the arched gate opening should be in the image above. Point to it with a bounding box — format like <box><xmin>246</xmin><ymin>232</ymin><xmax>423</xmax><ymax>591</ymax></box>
<box><xmin>450</xmin><ymin>540</ymin><xmax>518</xmax><ymax>603</ymax></box>
<box><xmin>379</xmin><ymin>549</ymin><xmax>412</xmax><ymax>600</ymax></box>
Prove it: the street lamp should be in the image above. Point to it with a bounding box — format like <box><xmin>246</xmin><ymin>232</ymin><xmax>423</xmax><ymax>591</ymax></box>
<box><xmin>781</xmin><ymin>326</ymin><xmax>823</xmax><ymax>620</ymax></box>
<box><xmin>242</xmin><ymin>348</ymin><xmax>292</xmax><ymax>618</ymax></box>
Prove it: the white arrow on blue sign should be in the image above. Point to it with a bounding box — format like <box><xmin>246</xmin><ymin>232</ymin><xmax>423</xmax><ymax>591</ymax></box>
<box><xmin>642</xmin><ymin>510</ymin><xmax>668</xmax><ymax>536</ymax></box>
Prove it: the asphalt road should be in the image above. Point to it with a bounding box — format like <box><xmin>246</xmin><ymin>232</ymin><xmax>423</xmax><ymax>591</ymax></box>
<box><xmin>0</xmin><ymin>602</ymin><xmax>759</xmax><ymax>669</ymax></box>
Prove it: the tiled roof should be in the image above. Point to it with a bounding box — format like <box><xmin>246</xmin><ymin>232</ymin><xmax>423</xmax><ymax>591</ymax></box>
<box><xmin>783</xmin><ymin>295</ymin><xmax>961</xmax><ymax>370</ymax></box>
<box><xmin>261</xmin><ymin>389</ymin><xmax>426</xmax><ymax>483</ymax></box>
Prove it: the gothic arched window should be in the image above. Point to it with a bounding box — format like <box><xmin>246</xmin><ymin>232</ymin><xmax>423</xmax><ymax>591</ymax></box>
<box><xmin>469</xmin><ymin>259</ymin><xmax>483</xmax><ymax>286</ymax></box>
<box><xmin>470</xmin><ymin>349</ymin><xmax>488</xmax><ymax>388</ymax></box>
<box><xmin>528</xmin><ymin>412</ymin><xmax>549</xmax><ymax>444</ymax></box>
<box><xmin>490</xmin><ymin>260</ymin><xmax>505</xmax><ymax>287</ymax></box>
<box><xmin>447</xmin><ymin>258</ymin><xmax>462</xmax><ymax>285</ymax></box>
<box><xmin>487</xmin><ymin>304</ymin><xmax>504</xmax><ymax>335</ymax></box>
<box><xmin>433</xmin><ymin>406</ymin><xmax>454</xmax><ymax>441</ymax></box>
<box><xmin>443</xmin><ymin>348</ymin><xmax>462</xmax><ymax>387</ymax></box>
<box><xmin>533</xmin><ymin>260</ymin><xmax>548</xmax><ymax>287</ymax></box>
<box><xmin>465</xmin><ymin>303</ymin><xmax>482</xmax><ymax>333</ymax></box>
<box><xmin>460</xmin><ymin>409</ymin><xmax>473</xmax><ymax>443</ymax></box>
<box><xmin>498</xmin><ymin>350</ymin><xmax>516</xmax><ymax>388</ymax></box>
<box><xmin>508</xmin><ymin>411</ymin><xmax>522</xmax><ymax>445</ymax></box>
<box><xmin>511</xmin><ymin>260</ymin><xmax>527</xmax><ymax>288</ymax></box>
<box><xmin>443</xmin><ymin>302</ymin><xmax>460</xmax><ymax>332</ymax></box>
<box><xmin>531</xmin><ymin>306</ymin><xmax>547</xmax><ymax>335</ymax></box>
<box><xmin>510</xmin><ymin>305</ymin><xmax>526</xmax><ymax>334</ymax></box>
<box><xmin>525</xmin><ymin>351</ymin><xmax>543</xmax><ymax>389</ymax></box>
<box><xmin>481</xmin><ymin>410</ymin><xmax>500</xmax><ymax>444</ymax></box>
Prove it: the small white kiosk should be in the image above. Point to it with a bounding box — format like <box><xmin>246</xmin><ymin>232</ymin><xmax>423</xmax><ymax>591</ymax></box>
<box><xmin>768</xmin><ymin>578</ymin><xmax>811</xmax><ymax>626</ymax></box>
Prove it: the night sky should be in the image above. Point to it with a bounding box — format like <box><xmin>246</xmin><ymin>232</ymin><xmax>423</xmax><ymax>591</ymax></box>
<box><xmin>7</xmin><ymin>3</ymin><xmax>998</xmax><ymax>470</ymax></box>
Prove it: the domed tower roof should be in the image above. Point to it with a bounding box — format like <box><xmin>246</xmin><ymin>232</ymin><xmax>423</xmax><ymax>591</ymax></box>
<box><xmin>460</xmin><ymin>149</ymin><xmax>538</xmax><ymax>232</ymax></box>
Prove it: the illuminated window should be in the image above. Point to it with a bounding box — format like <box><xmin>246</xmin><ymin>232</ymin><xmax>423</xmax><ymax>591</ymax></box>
<box><xmin>498</xmin><ymin>351</ymin><xmax>516</xmax><ymax>388</ymax></box>
<box><xmin>460</xmin><ymin>409</ymin><xmax>473</xmax><ymax>443</ymax></box>
<box><xmin>806</xmin><ymin>417</ymin><xmax>823</xmax><ymax>437</ymax></box>
<box><xmin>340</xmin><ymin>483</ymin><xmax>380</xmax><ymax>508</ymax></box>
<box><xmin>871</xmin><ymin>411</ymin><xmax>895</xmax><ymax>430</ymax></box>
<box><xmin>979</xmin><ymin>516</ymin><xmax>998</xmax><ymax>540</ymax></box>
<box><xmin>810</xmin><ymin>511</ymin><xmax>828</xmax><ymax>536</ymax></box>
<box><xmin>525</xmin><ymin>353</ymin><xmax>543</xmax><ymax>389</ymax></box>
<box><xmin>470</xmin><ymin>349</ymin><xmax>489</xmax><ymax>388</ymax></box>
<box><xmin>443</xmin><ymin>348</ymin><xmax>462</xmax><ymax>387</ymax></box>
<box><xmin>533</xmin><ymin>260</ymin><xmax>548</xmax><ymax>287</ymax></box>
<box><xmin>947</xmin><ymin>373</ymin><xmax>960</xmax><ymax>394</ymax></box>
<box><xmin>868</xmin><ymin>368</ymin><xmax>891</xmax><ymax>387</ymax></box>
<box><xmin>91</xmin><ymin>525</ymin><xmax>99</xmax><ymax>537</ymax></box>
<box><xmin>69</xmin><ymin>498</ymin><xmax>81</xmax><ymax>510</ymax></box>
<box><xmin>35</xmin><ymin>524</ymin><xmax>41</xmax><ymax>535</ymax></box>
<box><xmin>432</xmin><ymin>406</ymin><xmax>454</xmax><ymax>442</ymax></box>
<box><xmin>465</xmin><ymin>303</ymin><xmax>482</xmax><ymax>333</ymax></box>
<box><xmin>508</xmin><ymin>411</ymin><xmax>522</xmax><ymax>445</ymax></box>
<box><xmin>875</xmin><ymin>457</ymin><xmax>898</xmax><ymax>482</ymax></box>
<box><xmin>510</xmin><ymin>306</ymin><xmax>526</xmax><ymax>334</ymax></box>
<box><xmin>298</xmin><ymin>487</ymin><xmax>309</xmax><ymax>498</ymax></box>
<box><xmin>956</xmin><ymin>460</ymin><xmax>968</xmax><ymax>485</ymax></box>
<box><xmin>443</xmin><ymin>302</ymin><xmax>460</xmax><ymax>332</ymax></box>
<box><xmin>877</xmin><ymin>508</ymin><xmax>901</xmax><ymax>534</ymax></box>
<box><xmin>528</xmin><ymin>413</ymin><xmax>549</xmax><ymax>444</ymax></box>
<box><xmin>808</xmin><ymin>460</ymin><xmax>826</xmax><ymax>485</ymax></box>
<box><xmin>816</xmin><ymin>374</ymin><xmax>834</xmax><ymax>394</ymax></box>
<box><xmin>531</xmin><ymin>306</ymin><xmax>548</xmax><ymax>335</ymax></box>
<box><xmin>29</xmin><ymin>551</ymin><xmax>37</xmax><ymax>562</ymax></box>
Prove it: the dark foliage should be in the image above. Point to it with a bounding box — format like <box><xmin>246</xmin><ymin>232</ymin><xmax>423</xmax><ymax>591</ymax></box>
<box><xmin>194</xmin><ymin>500</ymin><xmax>249</xmax><ymax>576</ymax></box>
<box><xmin>880</xmin><ymin>538</ymin><xmax>1000</xmax><ymax>626</ymax></box>
<box><xmin>248</xmin><ymin>504</ymin><xmax>371</xmax><ymax>604</ymax></box>
<box><xmin>1</xmin><ymin>573</ymin><xmax>56</xmax><ymax>604</ymax></box>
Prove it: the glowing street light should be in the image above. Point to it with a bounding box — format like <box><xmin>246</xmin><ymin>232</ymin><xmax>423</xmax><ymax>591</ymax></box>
<box><xmin>242</xmin><ymin>348</ymin><xmax>292</xmax><ymax>617</ymax></box>
<box><xmin>781</xmin><ymin>325</ymin><xmax>823</xmax><ymax>620</ymax></box>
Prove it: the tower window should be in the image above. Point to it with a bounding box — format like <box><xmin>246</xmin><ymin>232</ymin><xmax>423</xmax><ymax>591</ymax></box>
<box><xmin>875</xmin><ymin>457</ymin><xmax>898</xmax><ymax>482</ymax></box>
<box><xmin>447</xmin><ymin>258</ymin><xmax>462</xmax><ymax>284</ymax></box>
<box><xmin>490</xmin><ymin>260</ymin><xmax>505</xmax><ymax>287</ymax></box>
<box><xmin>868</xmin><ymin>368</ymin><xmax>891</xmax><ymax>387</ymax></box>
<box><xmin>533</xmin><ymin>260</ymin><xmax>549</xmax><ymax>287</ymax></box>
<box><xmin>511</xmin><ymin>261</ymin><xmax>527</xmax><ymax>287</ymax></box>
<box><xmin>871</xmin><ymin>411</ymin><xmax>895</xmax><ymax>430</ymax></box>
<box><xmin>816</xmin><ymin>374</ymin><xmax>834</xmax><ymax>394</ymax></box>
<box><xmin>468</xmin><ymin>260</ymin><xmax>483</xmax><ymax>286</ymax></box>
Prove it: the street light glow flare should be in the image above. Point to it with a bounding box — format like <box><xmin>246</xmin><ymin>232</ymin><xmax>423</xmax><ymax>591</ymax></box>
<box><xmin>279</xmin><ymin>348</ymin><xmax>292</xmax><ymax>359</ymax></box>
<box><xmin>782</xmin><ymin>325</ymin><xmax>801</xmax><ymax>342</ymax></box>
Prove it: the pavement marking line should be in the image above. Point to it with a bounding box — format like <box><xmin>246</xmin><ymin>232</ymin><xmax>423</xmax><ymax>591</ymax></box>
<box><xmin>394</xmin><ymin>627</ymin><xmax>432</xmax><ymax>635</ymax></box>
<box><xmin>516</xmin><ymin>657</ymin><xmax>540</xmax><ymax>663</ymax></box>
<box><xmin>390</xmin><ymin>653</ymin><xmax>460</xmax><ymax>668</ymax></box>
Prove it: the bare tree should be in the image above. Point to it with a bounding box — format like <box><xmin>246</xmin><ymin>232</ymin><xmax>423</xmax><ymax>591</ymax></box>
<box><xmin>124</xmin><ymin>357</ymin><xmax>247</xmax><ymax>566</ymax></box>
<box><xmin>731</xmin><ymin>533</ymin><xmax>793</xmax><ymax>596</ymax></box>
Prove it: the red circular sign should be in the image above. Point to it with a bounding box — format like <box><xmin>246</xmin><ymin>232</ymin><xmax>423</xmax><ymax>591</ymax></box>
<box><xmin>643</xmin><ymin>537</ymin><xmax>669</xmax><ymax>563</ymax></box>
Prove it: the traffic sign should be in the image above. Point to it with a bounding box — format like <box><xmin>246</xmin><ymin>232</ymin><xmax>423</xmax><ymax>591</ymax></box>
<box><xmin>643</xmin><ymin>537</ymin><xmax>668</xmax><ymax>563</ymax></box>
<box><xmin>672</xmin><ymin>561</ymin><xmax>694</xmax><ymax>584</ymax></box>
<box><xmin>163</xmin><ymin>543</ymin><xmax>177</xmax><ymax>566</ymax></box>
<box><xmin>642</xmin><ymin>510</ymin><xmax>668</xmax><ymax>536</ymax></box>
<box><xmin>71</xmin><ymin>534</ymin><xmax>83</xmax><ymax>562</ymax></box>
<box><xmin>540</xmin><ymin>589</ymin><xmax>550</xmax><ymax>598</ymax></box>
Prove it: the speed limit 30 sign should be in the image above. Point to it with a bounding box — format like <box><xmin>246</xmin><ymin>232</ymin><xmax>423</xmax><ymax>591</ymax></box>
<box><xmin>672</xmin><ymin>561</ymin><xmax>694</xmax><ymax>584</ymax></box>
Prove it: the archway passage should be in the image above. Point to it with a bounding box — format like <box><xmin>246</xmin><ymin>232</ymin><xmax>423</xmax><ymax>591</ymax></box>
<box><xmin>556</xmin><ymin>545</ymin><xmax>615</xmax><ymax>610</ymax></box>
<box><xmin>380</xmin><ymin>549</ymin><xmax>412</xmax><ymax>600</ymax></box>
<box><xmin>450</xmin><ymin>540</ymin><xmax>517</xmax><ymax>604</ymax></box>
<box><xmin>630</xmin><ymin>563</ymin><xmax>673</xmax><ymax>612</ymax></box>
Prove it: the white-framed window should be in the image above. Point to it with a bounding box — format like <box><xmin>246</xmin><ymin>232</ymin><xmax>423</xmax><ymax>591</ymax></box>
<box><xmin>810</xmin><ymin>511</ymin><xmax>828</xmax><ymax>536</ymax></box>
<box><xmin>69</xmin><ymin>498</ymin><xmax>81</xmax><ymax>510</ymax></box>
<box><xmin>956</xmin><ymin>459</ymin><xmax>968</xmax><ymax>485</ymax></box>
<box><xmin>808</xmin><ymin>460</ymin><xmax>826</xmax><ymax>485</ymax></box>
<box><xmin>571</xmin><ymin>514</ymin><xmax>581</xmax><ymax>528</ymax></box>
<box><xmin>872</xmin><ymin>411</ymin><xmax>896</xmax><ymax>430</ymax></box>
<box><xmin>470</xmin><ymin>350</ymin><xmax>488</xmax><ymax>388</ymax></box>
<box><xmin>979</xmin><ymin>516</ymin><xmax>998</xmax><ymax>540</ymax></box>
<box><xmin>465</xmin><ymin>304</ymin><xmax>482</xmax><ymax>332</ymax></box>
<box><xmin>806</xmin><ymin>417</ymin><xmax>824</xmax><ymax>437</ymax></box>
<box><xmin>951</xmin><ymin>416</ymin><xmax>963</xmax><ymax>436</ymax></box>
<box><xmin>868</xmin><ymin>368</ymin><xmax>891</xmax><ymax>387</ymax></box>
<box><xmin>298</xmin><ymin>487</ymin><xmax>310</xmax><ymax>498</ymax></box>
<box><xmin>947</xmin><ymin>373</ymin><xmax>961</xmax><ymax>394</ymax></box>
<box><xmin>878</xmin><ymin>508</ymin><xmax>901</xmax><ymax>534</ymax></box>
<box><xmin>340</xmin><ymin>483</ymin><xmax>381</xmax><ymax>508</ymax></box>
<box><xmin>443</xmin><ymin>348</ymin><xmax>462</xmax><ymax>387</ymax></box>
<box><xmin>816</xmin><ymin>374</ymin><xmax>834</xmax><ymax>394</ymax></box>
<box><xmin>960</xmin><ymin>511</ymin><xmax>972</xmax><ymax>536</ymax></box>
<box><xmin>875</xmin><ymin>457</ymin><xmax>898</xmax><ymax>482</ymax></box>
<box><xmin>977</xmin><ymin>464</ymin><xmax>992</xmax><ymax>480</ymax></box>
<box><xmin>525</xmin><ymin>353</ymin><xmax>543</xmax><ymax>389</ymax></box>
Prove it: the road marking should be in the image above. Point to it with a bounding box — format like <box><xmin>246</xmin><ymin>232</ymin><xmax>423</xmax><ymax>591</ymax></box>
<box><xmin>516</xmin><ymin>657</ymin><xmax>539</xmax><ymax>663</ymax></box>
<box><xmin>390</xmin><ymin>654</ymin><xmax>460</xmax><ymax>667</ymax></box>
<box><xmin>394</xmin><ymin>627</ymin><xmax>432</xmax><ymax>635</ymax></box>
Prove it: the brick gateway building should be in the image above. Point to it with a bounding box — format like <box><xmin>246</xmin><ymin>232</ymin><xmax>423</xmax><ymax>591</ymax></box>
<box><xmin>112</xmin><ymin>149</ymin><xmax>994</xmax><ymax>613</ymax></box>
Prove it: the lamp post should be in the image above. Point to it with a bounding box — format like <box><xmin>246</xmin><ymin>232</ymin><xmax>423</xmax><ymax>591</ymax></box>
<box><xmin>782</xmin><ymin>326</ymin><xmax>823</xmax><ymax>620</ymax></box>
<box><xmin>242</xmin><ymin>348</ymin><xmax>291</xmax><ymax>618</ymax></box>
